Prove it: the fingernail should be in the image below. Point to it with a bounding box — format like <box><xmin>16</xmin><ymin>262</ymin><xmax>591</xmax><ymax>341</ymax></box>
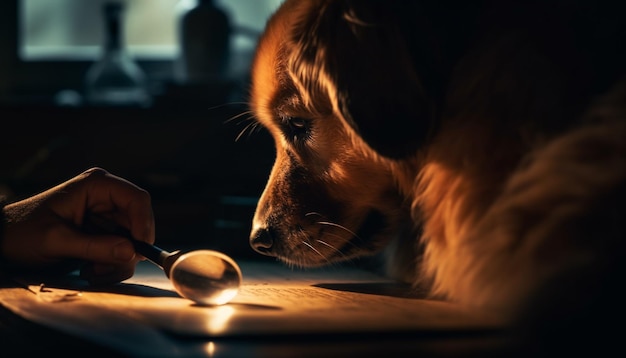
<box><xmin>113</xmin><ymin>241</ymin><xmax>135</xmax><ymax>261</ymax></box>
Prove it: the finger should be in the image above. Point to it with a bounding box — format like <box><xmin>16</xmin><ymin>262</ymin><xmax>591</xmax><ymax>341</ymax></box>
<box><xmin>80</xmin><ymin>263</ymin><xmax>136</xmax><ymax>285</ymax></box>
<box><xmin>47</xmin><ymin>226</ymin><xmax>137</xmax><ymax>264</ymax></box>
<box><xmin>87</xmin><ymin>170</ymin><xmax>156</xmax><ymax>245</ymax></box>
<box><xmin>62</xmin><ymin>168</ymin><xmax>156</xmax><ymax>245</ymax></box>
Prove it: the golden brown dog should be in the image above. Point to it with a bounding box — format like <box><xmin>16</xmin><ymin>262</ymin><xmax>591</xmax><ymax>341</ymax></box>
<box><xmin>247</xmin><ymin>0</ymin><xmax>626</xmax><ymax>353</ymax></box>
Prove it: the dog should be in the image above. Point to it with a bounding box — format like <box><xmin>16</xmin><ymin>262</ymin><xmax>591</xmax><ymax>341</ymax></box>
<box><xmin>246</xmin><ymin>0</ymin><xmax>626</xmax><ymax>354</ymax></box>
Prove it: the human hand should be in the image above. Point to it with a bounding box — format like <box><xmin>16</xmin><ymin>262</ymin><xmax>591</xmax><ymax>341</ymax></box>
<box><xmin>0</xmin><ymin>167</ymin><xmax>155</xmax><ymax>285</ymax></box>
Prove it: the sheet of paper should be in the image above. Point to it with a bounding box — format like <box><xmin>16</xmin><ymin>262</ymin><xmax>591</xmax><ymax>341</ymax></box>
<box><xmin>0</xmin><ymin>260</ymin><xmax>502</xmax><ymax>356</ymax></box>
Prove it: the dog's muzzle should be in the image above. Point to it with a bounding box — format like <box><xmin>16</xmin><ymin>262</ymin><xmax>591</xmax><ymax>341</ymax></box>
<box><xmin>249</xmin><ymin>227</ymin><xmax>275</xmax><ymax>256</ymax></box>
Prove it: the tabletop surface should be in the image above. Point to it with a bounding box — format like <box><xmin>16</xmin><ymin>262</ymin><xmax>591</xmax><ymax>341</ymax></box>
<box><xmin>0</xmin><ymin>259</ymin><xmax>517</xmax><ymax>358</ymax></box>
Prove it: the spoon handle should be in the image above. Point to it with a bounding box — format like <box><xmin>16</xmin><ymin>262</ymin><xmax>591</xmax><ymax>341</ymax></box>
<box><xmin>82</xmin><ymin>212</ymin><xmax>169</xmax><ymax>268</ymax></box>
<box><xmin>130</xmin><ymin>240</ymin><xmax>168</xmax><ymax>268</ymax></box>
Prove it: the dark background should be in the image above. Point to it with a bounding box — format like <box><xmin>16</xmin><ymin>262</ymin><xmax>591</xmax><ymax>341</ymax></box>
<box><xmin>0</xmin><ymin>0</ymin><xmax>276</xmax><ymax>259</ymax></box>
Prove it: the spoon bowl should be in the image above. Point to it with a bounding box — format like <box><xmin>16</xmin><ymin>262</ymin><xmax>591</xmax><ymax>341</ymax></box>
<box><xmin>83</xmin><ymin>213</ymin><xmax>243</xmax><ymax>305</ymax></box>
<box><xmin>169</xmin><ymin>250</ymin><xmax>242</xmax><ymax>306</ymax></box>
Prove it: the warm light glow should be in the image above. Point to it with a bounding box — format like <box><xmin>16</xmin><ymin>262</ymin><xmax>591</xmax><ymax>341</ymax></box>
<box><xmin>204</xmin><ymin>341</ymin><xmax>216</xmax><ymax>356</ymax></box>
<box><xmin>205</xmin><ymin>305</ymin><xmax>236</xmax><ymax>335</ymax></box>
<box><xmin>212</xmin><ymin>288</ymin><xmax>240</xmax><ymax>306</ymax></box>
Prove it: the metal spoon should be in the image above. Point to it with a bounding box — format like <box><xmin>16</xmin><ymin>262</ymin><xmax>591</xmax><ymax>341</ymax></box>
<box><xmin>83</xmin><ymin>213</ymin><xmax>242</xmax><ymax>306</ymax></box>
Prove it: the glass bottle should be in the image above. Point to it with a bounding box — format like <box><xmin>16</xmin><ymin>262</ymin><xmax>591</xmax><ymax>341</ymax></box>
<box><xmin>84</xmin><ymin>1</ymin><xmax>151</xmax><ymax>107</ymax></box>
<box><xmin>177</xmin><ymin>0</ymin><xmax>231</xmax><ymax>84</ymax></box>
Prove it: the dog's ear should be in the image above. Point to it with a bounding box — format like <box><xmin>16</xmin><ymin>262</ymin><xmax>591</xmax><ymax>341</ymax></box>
<box><xmin>289</xmin><ymin>0</ymin><xmax>441</xmax><ymax>158</ymax></box>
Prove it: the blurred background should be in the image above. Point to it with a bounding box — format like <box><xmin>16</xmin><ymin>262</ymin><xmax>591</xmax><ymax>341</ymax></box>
<box><xmin>0</xmin><ymin>0</ymin><xmax>284</xmax><ymax>258</ymax></box>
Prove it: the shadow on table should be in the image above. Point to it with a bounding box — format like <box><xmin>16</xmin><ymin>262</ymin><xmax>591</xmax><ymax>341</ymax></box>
<box><xmin>312</xmin><ymin>282</ymin><xmax>429</xmax><ymax>299</ymax></box>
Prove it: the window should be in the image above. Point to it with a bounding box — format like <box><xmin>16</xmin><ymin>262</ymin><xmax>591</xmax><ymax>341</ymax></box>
<box><xmin>20</xmin><ymin>0</ymin><xmax>283</xmax><ymax>62</ymax></box>
<box><xmin>10</xmin><ymin>0</ymin><xmax>283</xmax><ymax>97</ymax></box>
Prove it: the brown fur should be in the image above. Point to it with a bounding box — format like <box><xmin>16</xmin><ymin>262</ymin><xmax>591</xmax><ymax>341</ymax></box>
<box><xmin>247</xmin><ymin>0</ymin><xmax>626</xmax><ymax>352</ymax></box>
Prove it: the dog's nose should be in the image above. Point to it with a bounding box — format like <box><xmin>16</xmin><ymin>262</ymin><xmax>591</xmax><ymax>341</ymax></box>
<box><xmin>250</xmin><ymin>227</ymin><xmax>274</xmax><ymax>255</ymax></box>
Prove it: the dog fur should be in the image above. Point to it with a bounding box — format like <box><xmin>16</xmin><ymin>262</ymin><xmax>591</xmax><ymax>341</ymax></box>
<box><xmin>247</xmin><ymin>0</ymin><xmax>626</xmax><ymax>353</ymax></box>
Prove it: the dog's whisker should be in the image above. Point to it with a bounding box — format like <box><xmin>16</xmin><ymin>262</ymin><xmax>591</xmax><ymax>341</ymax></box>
<box><xmin>234</xmin><ymin>120</ymin><xmax>255</xmax><ymax>141</ymax></box>
<box><xmin>247</xmin><ymin>120</ymin><xmax>263</xmax><ymax>135</ymax></box>
<box><xmin>235</xmin><ymin>121</ymin><xmax>262</xmax><ymax>142</ymax></box>
<box><xmin>225</xmin><ymin>110</ymin><xmax>253</xmax><ymax>124</ymax></box>
<box><xmin>316</xmin><ymin>221</ymin><xmax>364</xmax><ymax>241</ymax></box>
<box><xmin>301</xmin><ymin>241</ymin><xmax>332</xmax><ymax>264</ymax></box>
<box><xmin>208</xmin><ymin>101</ymin><xmax>250</xmax><ymax>111</ymax></box>
<box><xmin>322</xmin><ymin>231</ymin><xmax>363</xmax><ymax>249</ymax></box>
<box><xmin>305</xmin><ymin>212</ymin><xmax>325</xmax><ymax>218</ymax></box>
<box><xmin>315</xmin><ymin>239</ymin><xmax>347</xmax><ymax>258</ymax></box>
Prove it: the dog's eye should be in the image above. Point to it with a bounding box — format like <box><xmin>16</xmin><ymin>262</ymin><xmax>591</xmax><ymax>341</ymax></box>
<box><xmin>290</xmin><ymin>117</ymin><xmax>307</xmax><ymax>129</ymax></box>
<box><xmin>280</xmin><ymin>116</ymin><xmax>311</xmax><ymax>143</ymax></box>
